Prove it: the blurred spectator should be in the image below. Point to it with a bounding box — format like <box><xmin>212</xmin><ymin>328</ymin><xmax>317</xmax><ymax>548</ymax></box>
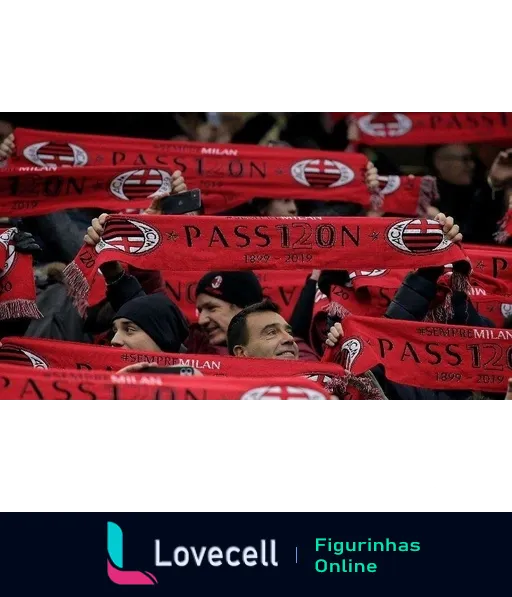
<box><xmin>425</xmin><ymin>144</ymin><xmax>503</xmax><ymax>243</ymax></box>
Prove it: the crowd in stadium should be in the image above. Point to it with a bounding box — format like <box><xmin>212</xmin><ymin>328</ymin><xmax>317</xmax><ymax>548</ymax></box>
<box><xmin>1</xmin><ymin>112</ymin><xmax>512</xmax><ymax>400</ymax></box>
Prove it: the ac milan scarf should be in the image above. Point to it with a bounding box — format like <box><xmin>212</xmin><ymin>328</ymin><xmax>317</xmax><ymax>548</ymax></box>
<box><xmin>309</xmin><ymin>283</ymin><xmax>398</xmax><ymax>355</ymax></box>
<box><xmin>63</xmin><ymin>214</ymin><xmax>468</xmax><ymax>314</ymax></box>
<box><xmin>352</xmin><ymin>113</ymin><xmax>512</xmax><ymax>146</ymax></box>
<box><xmin>327</xmin><ymin>314</ymin><xmax>512</xmax><ymax>393</ymax></box>
<box><xmin>9</xmin><ymin>128</ymin><xmax>434</xmax><ymax>216</ymax></box>
<box><xmin>7</xmin><ymin>129</ymin><xmax>374</xmax><ymax>213</ymax></box>
<box><xmin>465</xmin><ymin>244</ymin><xmax>512</xmax><ymax>284</ymax></box>
<box><xmin>0</xmin><ymin>228</ymin><xmax>41</xmax><ymax>321</ymax></box>
<box><xmin>0</xmin><ymin>365</ymin><xmax>332</xmax><ymax>400</ymax></box>
<box><xmin>0</xmin><ymin>337</ymin><xmax>381</xmax><ymax>400</ymax></box>
<box><xmin>376</xmin><ymin>175</ymin><xmax>438</xmax><ymax>216</ymax></box>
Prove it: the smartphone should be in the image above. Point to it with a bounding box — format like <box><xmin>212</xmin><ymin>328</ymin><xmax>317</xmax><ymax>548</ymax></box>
<box><xmin>160</xmin><ymin>189</ymin><xmax>202</xmax><ymax>215</ymax></box>
<box><xmin>149</xmin><ymin>366</ymin><xmax>196</xmax><ymax>376</ymax></box>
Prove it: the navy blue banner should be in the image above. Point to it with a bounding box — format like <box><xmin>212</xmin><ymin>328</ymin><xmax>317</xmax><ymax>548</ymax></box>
<box><xmin>0</xmin><ymin>513</ymin><xmax>508</xmax><ymax>596</ymax></box>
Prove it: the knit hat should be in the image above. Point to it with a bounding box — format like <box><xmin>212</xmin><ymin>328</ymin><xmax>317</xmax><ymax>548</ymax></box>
<box><xmin>195</xmin><ymin>271</ymin><xmax>263</xmax><ymax>308</ymax></box>
<box><xmin>113</xmin><ymin>293</ymin><xmax>189</xmax><ymax>353</ymax></box>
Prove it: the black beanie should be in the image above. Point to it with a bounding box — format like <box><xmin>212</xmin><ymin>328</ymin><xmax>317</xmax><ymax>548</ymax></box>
<box><xmin>113</xmin><ymin>293</ymin><xmax>189</xmax><ymax>353</ymax></box>
<box><xmin>195</xmin><ymin>271</ymin><xmax>263</xmax><ymax>308</ymax></box>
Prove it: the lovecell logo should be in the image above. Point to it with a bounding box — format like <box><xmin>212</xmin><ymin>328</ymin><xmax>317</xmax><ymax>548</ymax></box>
<box><xmin>107</xmin><ymin>522</ymin><xmax>158</xmax><ymax>585</ymax></box>
<box><xmin>107</xmin><ymin>521</ymin><xmax>278</xmax><ymax>585</ymax></box>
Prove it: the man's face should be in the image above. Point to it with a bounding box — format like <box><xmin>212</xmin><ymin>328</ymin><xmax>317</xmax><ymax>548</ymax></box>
<box><xmin>433</xmin><ymin>144</ymin><xmax>475</xmax><ymax>186</ymax></box>
<box><xmin>196</xmin><ymin>294</ymin><xmax>241</xmax><ymax>346</ymax></box>
<box><xmin>111</xmin><ymin>318</ymin><xmax>161</xmax><ymax>352</ymax></box>
<box><xmin>235</xmin><ymin>311</ymin><xmax>299</xmax><ymax>360</ymax></box>
<box><xmin>263</xmin><ymin>199</ymin><xmax>298</xmax><ymax>217</ymax></box>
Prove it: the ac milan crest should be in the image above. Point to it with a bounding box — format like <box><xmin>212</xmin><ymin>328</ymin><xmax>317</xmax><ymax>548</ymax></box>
<box><xmin>305</xmin><ymin>374</ymin><xmax>333</xmax><ymax>387</ymax></box>
<box><xmin>358</xmin><ymin>113</ymin><xmax>413</xmax><ymax>138</ymax></box>
<box><xmin>348</xmin><ymin>269</ymin><xmax>389</xmax><ymax>281</ymax></box>
<box><xmin>0</xmin><ymin>244</ymin><xmax>16</xmax><ymax>280</ymax></box>
<box><xmin>501</xmin><ymin>304</ymin><xmax>512</xmax><ymax>318</ymax></box>
<box><xmin>95</xmin><ymin>217</ymin><xmax>161</xmax><ymax>255</ymax></box>
<box><xmin>291</xmin><ymin>159</ymin><xmax>354</xmax><ymax>188</ymax></box>
<box><xmin>377</xmin><ymin>175</ymin><xmax>401</xmax><ymax>195</ymax></box>
<box><xmin>211</xmin><ymin>275</ymin><xmax>223</xmax><ymax>289</ymax></box>
<box><xmin>339</xmin><ymin>338</ymin><xmax>362</xmax><ymax>371</ymax></box>
<box><xmin>0</xmin><ymin>229</ymin><xmax>17</xmax><ymax>280</ymax></box>
<box><xmin>0</xmin><ymin>345</ymin><xmax>49</xmax><ymax>369</ymax></box>
<box><xmin>387</xmin><ymin>219</ymin><xmax>451</xmax><ymax>254</ymax></box>
<box><xmin>23</xmin><ymin>142</ymin><xmax>88</xmax><ymax>168</ymax></box>
<box><xmin>240</xmin><ymin>385</ymin><xmax>326</xmax><ymax>400</ymax></box>
<box><xmin>0</xmin><ymin>228</ymin><xmax>14</xmax><ymax>250</ymax></box>
<box><xmin>110</xmin><ymin>169</ymin><xmax>172</xmax><ymax>201</ymax></box>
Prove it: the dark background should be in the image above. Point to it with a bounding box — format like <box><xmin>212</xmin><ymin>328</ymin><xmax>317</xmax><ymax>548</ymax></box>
<box><xmin>0</xmin><ymin>513</ymin><xmax>508</xmax><ymax>596</ymax></box>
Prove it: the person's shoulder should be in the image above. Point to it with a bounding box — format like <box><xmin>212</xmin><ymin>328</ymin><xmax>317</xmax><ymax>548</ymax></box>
<box><xmin>295</xmin><ymin>338</ymin><xmax>320</xmax><ymax>361</ymax></box>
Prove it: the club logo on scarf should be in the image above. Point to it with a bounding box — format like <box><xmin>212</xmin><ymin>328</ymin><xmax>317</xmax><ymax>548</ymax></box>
<box><xmin>501</xmin><ymin>303</ymin><xmax>512</xmax><ymax>318</ymax></box>
<box><xmin>378</xmin><ymin>175</ymin><xmax>401</xmax><ymax>195</ymax></box>
<box><xmin>240</xmin><ymin>385</ymin><xmax>326</xmax><ymax>400</ymax></box>
<box><xmin>96</xmin><ymin>217</ymin><xmax>161</xmax><ymax>255</ymax></box>
<box><xmin>0</xmin><ymin>244</ymin><xmax>16</xmax><ymax>280</ymax></box>
<box><xmin>0</xmin><ymin>345</ymin><xmax>49</xmax><ymax>369</ymax></box>
<box><xmin>387</xmin><ymin>218</ymin><xmax>451</xmax><ymax>254</ymax></box>
<box><xmin>305</xmin><ymin>374</ymin><xmax>332</xmax><ymax>386</ymax></box>
<box><xmin>109</xmin><ymin>169</ymin><xmax>172</xmax><ymax>201</ymax></box>
<box><xmin>291</xmin><ymin>159</ymin><xmax>354</xmax><ymax>188</ymax></box>
<box><xmin>339</xmin><ymin>338</ymin><xmax>362</xmax><ymax>371</ymax></box>
<box><xmin>0</xmin><ymin>228</ymin><xmax>12</xmax><ymax>249</ymax></box>
<box><xmin>348</xmin><ymin>269</ymin><xmax>389</xmax><ymax>281</ymax></box>
<box><xmin>23</xmin><ymin>142</ymin><xmax>88</xmax><ymax>168</ymax></box>
<box><xmin>358</xmin><ymin>113</ymin><xmax>413</xmax><ymax>138</ymax></box>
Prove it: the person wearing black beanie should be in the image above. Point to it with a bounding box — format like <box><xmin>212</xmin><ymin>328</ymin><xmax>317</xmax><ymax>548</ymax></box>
<box><xmin>112</xmin><ymin>293</ymin><xmax>189</xmax><ymax>353</ymax></box>
<box><xmin>195</xmin><ymin>271</ymin><xmax>263</xmax><ymax>346</ymax></box>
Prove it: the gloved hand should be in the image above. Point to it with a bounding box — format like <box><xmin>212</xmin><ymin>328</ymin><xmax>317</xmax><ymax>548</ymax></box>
<box><xmin>12</xmin><ymin>231</ymin><xmax>41</xmax><ymax>255</ymax></box>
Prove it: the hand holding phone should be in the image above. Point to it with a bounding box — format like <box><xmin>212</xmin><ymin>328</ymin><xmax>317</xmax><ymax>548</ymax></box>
<box><xmin>160</xmin><ymin>189</ymin><xmax>202</xmax><ymax>215</ymax></box>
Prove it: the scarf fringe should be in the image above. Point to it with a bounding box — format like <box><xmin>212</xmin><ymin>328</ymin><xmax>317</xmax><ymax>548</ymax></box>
<box><xmin>424</xmin><ymin>271</ymin><xmax>470</xmax><ymax>323</ymax></box>
<box><xmin>0</xmin><ymin>299</ymin><xmax>42</xmax><ymax>321</ymax></box>
<box><xmin>326</xmin><ymin>301</ymin><xmax>351</xmax><ymax>322</ymax></box>
<box><xmin>494</xmin><ymin>212</ymin><xmax>511</xmax><ymax>244</ymax></box>
<box><xmin>63</xmin><ymin>261</ymin><xmax>90</xmax><ymax>317</ymax></box>
<box><xmin>326</xmin><ymin>373</ymin><xmax>385</xmax><ymax>400</ymax></box>
<box><xmin>418</xmin><ymin>175</ymin><xmax>439</xmax><ymax>217</ymax></box>
<box><xmin>370</xmin><ymin>191</ymin><xmax>384</xmax><ymax>212</ymax></box>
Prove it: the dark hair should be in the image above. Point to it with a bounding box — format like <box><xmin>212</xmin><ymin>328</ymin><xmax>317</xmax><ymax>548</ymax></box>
<box><xmin>227</xmin><ymin>300</ymin><xmax>281</xmax><ymax>355</ymax></box>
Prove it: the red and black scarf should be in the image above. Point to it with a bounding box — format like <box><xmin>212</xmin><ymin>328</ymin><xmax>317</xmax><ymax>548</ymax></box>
<box><xmin>352</xmin><ymin>112</ymin><xmax>512</xmax><ymax>146</ymax></box>
<box><xmin>0</xmin><ymin>364</ymin><xmax>332</xmax><ymax>400</ymax></box>
<box><xmin>325</xmin><ymin>314</ymin><xmax>512</xmax><ymax>393</ymax></box>
<box><xmin>0</xmin><ymin>228</ymin><xmax>41</xmax><ymax>322</ymax></box>
<box><xmin>0</xmin><ymin>337</ymin><xmax>382</xmax><ymax>399</ymax></box>
<box><xmin>6</xmin><ymin>127</ymin><xmax>433</xmax><ymax>216</ymax></box>
<box><xmin>62</xmin><ymin>214</ymin><xmax>468</xmax><ymax>315</ymax></box>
